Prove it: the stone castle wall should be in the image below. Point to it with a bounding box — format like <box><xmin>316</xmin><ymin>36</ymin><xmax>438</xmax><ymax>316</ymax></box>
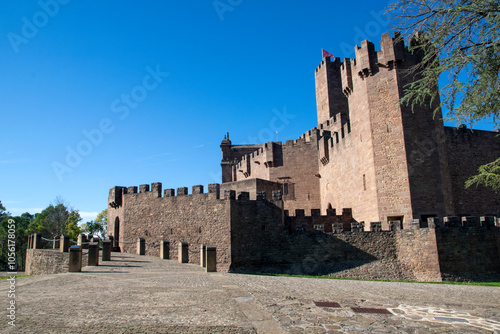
<box><xmin>109</xmin><ymin>182</ymin><xmax>500</xmax><ymax>281</ymax></box>
<box><xmin>445</xmin><ymin>127</ymin><xmax>500</xmax><ymax>217</ymax></box>
<box><xmin>108</xmin><ymin>184</ymin><xmax>233</xmax><ymax>272</ymax></box>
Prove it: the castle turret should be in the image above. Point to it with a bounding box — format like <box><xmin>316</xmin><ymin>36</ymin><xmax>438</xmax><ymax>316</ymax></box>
<box><xmin>314</xmin><ymin>57</ymin><xmax>349</xmax><ymax>125</ymax></box>
<box><xmin>220</xmin><ymin>133</ymin><xmax>233</xmax><ymax>183</ymax></box>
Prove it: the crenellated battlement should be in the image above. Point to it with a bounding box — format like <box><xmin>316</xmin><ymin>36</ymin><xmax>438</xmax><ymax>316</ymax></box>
<box><xmin>233</xmin><ymin>128</ymin><xmax>323</xmax><ymax>179</ymax></box>
<box><xmin>285</xmin><ymin>214</ymin><xmax>499</xmax><ymax>235</ymax></box>
<box><xmin>425</xmin><ymin>216</ymin><xmax>499</xmax><ymax>229</ymax></box>
<box><xmin>339</xmin><ymin>32</ymin><xmax>415</xmax><ymax>97</ymax></box>
<box><xmin>315</xmin><ymin>56</ymin><xmax>343</xmax><ymax>73</ymax></box>
<box><xmin>108</xmin><ymin>182</ymin><xmax>287</xmax><ymax>208</ymax></box>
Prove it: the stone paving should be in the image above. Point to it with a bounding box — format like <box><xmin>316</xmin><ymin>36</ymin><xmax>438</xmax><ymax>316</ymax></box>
<box><xmin>1</xmin><ymin>252</ymin><xmax>499</xmax><ymax>333</ymax></box>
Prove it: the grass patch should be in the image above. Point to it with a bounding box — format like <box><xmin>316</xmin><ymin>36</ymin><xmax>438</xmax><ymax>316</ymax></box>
<box><xmin>0</xmin><ymin>275</ymin><xmax>31</xmax><ymax>279</ymax></box>
<box><xmin>242</xmin><ymin>272</ymin><xmax>500</xmax><ymax>287</ymax></box>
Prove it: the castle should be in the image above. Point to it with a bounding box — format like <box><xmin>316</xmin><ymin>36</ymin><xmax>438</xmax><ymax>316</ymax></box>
<box><xmin>108</xmin><ymin>33</ymin><xmax>500</xmax><ymax>282</ymax></box>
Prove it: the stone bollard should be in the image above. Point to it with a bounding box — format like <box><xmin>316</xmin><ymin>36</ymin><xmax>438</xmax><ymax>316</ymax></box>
<box><xmin>206</xmin><ymin>246</ymin><xmax>216</xmax><ymax>272</ymax></box>
<box><xmin>69</xmin><ymin>245</ymin><xmax>82</xmax><ymax>272</ymax></box>
<box><xmin>101</xmin><ymin>240</ymin><xmax>111</xmax><ymax>261</ymax></box>
<box><xmin>200</xmin><ymin>244</ymin><xmax>206</xmax><ymax>267</ymax></box>
<box><xmin>33</xmin><ymin>233</ymin><xmax>42</xmax><ymax>249</ymax></box>
<box><xmin>137</xmin><ymin>238</ymin><xmax>145</xmax><ymax>255</ymax></box>
<box><xmin>60</xmin><ymin>235</ymin><xmax>70</xmax><ymax>252</ymax></box>
<box><xmin>178</xmin><ymin>242</ymin><xmax>188</xmax><ymax>263</ymax></box>
<box><xmin>160</xmin><ymin>240</ymin><xmax>169</xmax><ymax>259</ymax></box>
<box><xmin>88</xmin><ymin>242</ymin><xmax>99</xmax><ymax>266</ymax></box>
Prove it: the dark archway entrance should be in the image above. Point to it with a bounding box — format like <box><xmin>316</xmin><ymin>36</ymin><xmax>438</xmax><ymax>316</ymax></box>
<box><xmin>114</xmin><ymin>217</ymin><xmax>120</xmax><ymax>250</ymax></box>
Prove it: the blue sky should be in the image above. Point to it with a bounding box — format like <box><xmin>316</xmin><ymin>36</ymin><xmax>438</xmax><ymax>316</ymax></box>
<box><xmin>1</xmin><ymin>1</ymin><xmax>495</xmax><ymax>222</ymax></box>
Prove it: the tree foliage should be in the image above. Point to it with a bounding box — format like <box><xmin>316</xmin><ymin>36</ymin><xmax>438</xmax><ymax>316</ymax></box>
<box><xmin>82</xmin><ymin>220</ymin><xmax>105</xmax><ymax>238</ymax></box>
<box><xmin>81</xmin><ymin>209</ymin><xmax>107</xmax><ymax>239</ymax></box>
<box><xmin>387</xmin><ymin>0</ymin><xmax>500</xmax><ymax>190</ymax></box>
<box><xmin>65</xmin><ymin>210</ymin><xmax>82</xmax><ymax>241</ymax></box>
<box><xmin>0</xmin><ymin>206</ymin><xmax>34</xmax><ymax>270</ymax></box>
<box><xmin>95</xmin><ymin>209</ymin><xmax>107</xmax><ymax>236</ymax></box>
<box><xmin>30</xmin><ymin>203</ymin><xmax>70</xmax><ymax>238</ymax></box>
<box><xmin>0</xmin><ymin>201</ymin><xmax>10</xmax><ymax>221</ymax></box>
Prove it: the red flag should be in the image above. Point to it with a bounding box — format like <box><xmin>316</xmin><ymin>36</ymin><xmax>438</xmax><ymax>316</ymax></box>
<box><xmin>322</xmin><ymin>49</ymin><xmax>334</xmax><ymax>58</ymax></box>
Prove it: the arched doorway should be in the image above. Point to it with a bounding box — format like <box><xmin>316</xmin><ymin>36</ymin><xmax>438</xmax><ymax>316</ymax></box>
<box><xmin>114</xmin><ymin>217</ymin><xmax>120</xmax><ymax>249</ymax></box>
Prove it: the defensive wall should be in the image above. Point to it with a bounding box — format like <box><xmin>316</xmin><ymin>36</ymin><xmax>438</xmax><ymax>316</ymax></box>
<box><xmin>108</xmin><ymin>181</ymin><xmax>500</xmax><ymax>282</ymax></box>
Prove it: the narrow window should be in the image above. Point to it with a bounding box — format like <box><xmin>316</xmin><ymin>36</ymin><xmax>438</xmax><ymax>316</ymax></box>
<box><xmin>363</xmin><ymin>174</ymin><xmax>366</xmax><ymax>190</ymax></box>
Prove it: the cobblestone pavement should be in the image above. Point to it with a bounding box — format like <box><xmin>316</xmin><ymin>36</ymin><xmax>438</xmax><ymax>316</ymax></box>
<box><xmin>1</xmin><ymin>252</ymin><xmax>499</xmax><ymax>333</ymax></box>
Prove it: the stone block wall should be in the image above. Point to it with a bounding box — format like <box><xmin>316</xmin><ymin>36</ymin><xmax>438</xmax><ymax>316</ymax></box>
<box><xmin>109</xmin><ymin>184</ymin><xmax>232</xmax><ymax>272</ymax></box>
<box><xmin>396</xmin><ymin>227</ymin><xmax>442</xmax><ymax>282</ymax></box>
<box><xmin>25</xmin><ymin>249</ymin><xmax>89</xmax><ymax>275</ymax></box>
<box><xmin>435</xmin><ymin>226</ymin><xmax>500</xmax><ymax>281</ymax></box>
<box><xmin>445</xmin><ymin>127</ymin><xmax>500</xmax><ymax>217</ymax></box>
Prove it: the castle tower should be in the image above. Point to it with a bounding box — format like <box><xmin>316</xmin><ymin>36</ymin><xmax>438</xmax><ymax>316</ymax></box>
<box><xmin>314</xmin><ymin>57</ymin><xmax>349</xmax><ymax>125</ymax></box>
<box><xmin>317</xmin><ymin>32</ymin><xmax>454</xmax><ymax>227</ymax></box>
<box><xmin>220</xmin><ymin>133</ymin><xmax>233</xmax><ymax>183</ymax></box>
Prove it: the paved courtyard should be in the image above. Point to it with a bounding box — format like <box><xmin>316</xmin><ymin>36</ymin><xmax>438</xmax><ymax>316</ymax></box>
<box><xmin>1</xmin><ymin>252</ymin><xmax>500</xmax><ymax>333</ymax></box>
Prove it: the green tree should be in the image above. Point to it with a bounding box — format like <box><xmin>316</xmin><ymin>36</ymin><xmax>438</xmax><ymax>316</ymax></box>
<box><xmin>0</xmin><ymin>201</ymin><xmax>10</xmax><ymax>221</ymax></box>
<box><xmin>0</xmin><ymin>213</ymin><xmax>33</xmax><ymax>270</ymax></box>
<box><xmin>95</xmin><ymin>209</ymin><xmax>107</xmax><ymax>237</ymax></box>
<box><xmin>82</xmin><ymin>220</ymin><xmax>104</xmax><ymax>238</ymax></box>
<box><xmin>30</xmin><ymin>201</ymin><xmax>70</xmax><ymax>238</ymax></box>
<box><xmin>387</xmin><ymin>0</ymin><xmax>500</xmax><ymax>190</ymax></box>
<box><xmin>65</xmin><ymin>210</ymin><xmax>82</xmax><ymax>241</ymax></box>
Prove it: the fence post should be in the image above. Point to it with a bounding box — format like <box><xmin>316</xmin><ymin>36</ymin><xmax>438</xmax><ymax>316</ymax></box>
<box><xmin>60</xmin><ymin>235</ymin><xmax>69</xmax><ymax>252</ymax></box>
<box><xmin>33</xmin><ymin>233</ymin><xmax>42</xmax><ymax>249</ymax></box>
<box><xmin>200</xmin><ymin>244</ymin><xmax>206</xmax><ymax>267</ymax></box>
<box><xmin>137</xmin><ymin>238</ymin><xmax>145</xmax><ymax>255</ymax></box>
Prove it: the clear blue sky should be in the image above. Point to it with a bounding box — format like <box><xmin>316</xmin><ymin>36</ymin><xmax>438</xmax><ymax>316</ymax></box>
<box><xmin>0</xmin><ymin>1</ymin><xmax>495</xmax><ymax>222</ymax></box>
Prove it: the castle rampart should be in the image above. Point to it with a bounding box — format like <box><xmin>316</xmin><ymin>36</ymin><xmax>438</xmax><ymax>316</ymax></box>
<box><xmin>105</xmin><ymin>32</ymin><xmax>500</xmax><ymax>283</ymax></box>
<box><xmin>108</xmin><ymin>180</ymin><xmax>500</xmax><ymax>281</ymax></box>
